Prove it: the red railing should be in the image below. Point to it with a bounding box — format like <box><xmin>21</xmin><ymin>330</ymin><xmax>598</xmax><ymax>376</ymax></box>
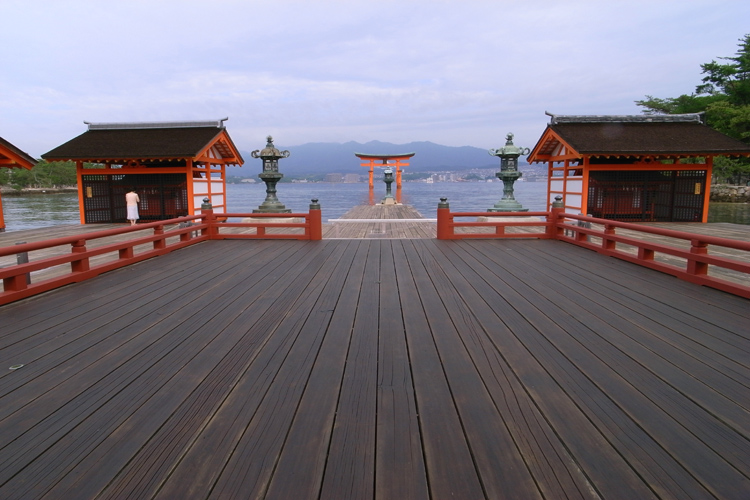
<box><xmin>436</xmin><ymin>206</ymin><xmax>555</xmax><ymax>239</ymax></box>
<box><xmin>552</xmin><ymin>212</ymin><xmax>750</xmax><ymax>299</ymax></box>
<box><xmin>0</xmin><ymin>208</ymin><xmax>322</xmax><ymax>306</ymax></box>
<box><xmin>205</xmin><ymin>210</ymin><xmax>322</xmax><ymax>240</ymax></box>
<box><xmin>437</xmin><ymin>204</ymin><xmax>750</xmax><ymax>299</ymax></box>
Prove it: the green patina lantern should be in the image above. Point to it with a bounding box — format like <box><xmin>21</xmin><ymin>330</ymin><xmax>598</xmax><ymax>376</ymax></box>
<box><xmin>488</xmin><ymin>132</ymin><xmax>530</xmax><ymax>212</ymax></box>
<box><xmin>381</xmin><ymin>167</ymin><xmax>396</xmax><ymax>204</ymax></box>
<box><xmin>251</xmin><ymin>135</ymin><xmax>292</xmax><ymax>213</ymax></box>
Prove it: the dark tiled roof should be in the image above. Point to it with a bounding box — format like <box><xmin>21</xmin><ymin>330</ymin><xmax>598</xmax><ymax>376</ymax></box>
<box><xmin>549</xmin><ymin>122</ymin><xmax>750</xmax><ymax>156</ymax></box>
<box><xmin>42</xmin><ymin>127</ymin><xmax>234</xmax><ymax>161</ymax></box>
<box><xmin>0</xmin><ymin>136</ymin><xmax>37</xmax><ymax>168</ymax></box>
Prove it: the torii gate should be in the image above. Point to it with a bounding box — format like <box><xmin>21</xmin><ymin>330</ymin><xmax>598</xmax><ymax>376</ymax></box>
<box><xmin>355</xmin><ymin>152</ymin><xmax>415</xmax><ymax>189</ymax></box>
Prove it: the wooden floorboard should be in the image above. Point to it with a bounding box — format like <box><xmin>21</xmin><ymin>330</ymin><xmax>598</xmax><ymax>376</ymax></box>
<box><xmin>0</xmin><ymin>239</ymin><xmax>748</xmax><ymax>499</ymax></box>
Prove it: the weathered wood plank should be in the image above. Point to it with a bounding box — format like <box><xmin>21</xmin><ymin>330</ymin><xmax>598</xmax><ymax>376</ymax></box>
<box><xmin>375</xmin><ymin>240</ymin><xmax>429</xmax><ymax>500</ymax></box>
<box><xmin>401</xmin><ymin>239</ymin><xmax>542</xmax><ymax>499</ymax></box>
<box><xmin>94</xmin><ymin>241</ymin><xmax>354</xmax><ymax>500</ymax></box>
<box><xmin>262</xmin><ymin>240</ymin><xmax>369</xmax><ymax>499</ymax></box>
<box><xmin>435</xmin><ymin>240</ymin><xmax>663</xmax><ymax>498</ymax></box>
<box><xmin>459</xmin><ymin>240</ymin><xmax>749</xmax><ymax>497</ymax></box>
<box><xmin>151</xmin><ymin>241</ymin><xmax>354</xmax><ymax>499</ymax></box>
<box><xmin>391</xmin><ymin>240</ymin><xmax>486</xmax><ymax>499</ymax></box>
<box><xmin>318</xmin><ymin>240</ymin><xmax>381</xmax><ymax>499</ymax></box>
<box><xmin>0</xmin><ymin>241</ymin><xmax>336</xmax><ymax>498</ymax></box>
<box><xmin>0</xmin><ymin>238</ymin><xmax>747</xmax><ymax>499</ymax></box>
<box><xmin>419</xmin><ymin>240</ymin><xmax>594</xmax><ymax>499</ymax></box>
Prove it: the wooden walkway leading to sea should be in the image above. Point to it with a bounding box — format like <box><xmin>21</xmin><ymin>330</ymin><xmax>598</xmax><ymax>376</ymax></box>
<box><xmin>1</xmin><ymin>236</ymin><xmax>748</xmax><ymax>499</ymax></box>
<box><xmin>323</xmin><ymin>204</ymin><xmax>436</xmax><ymax>238</ymax></box>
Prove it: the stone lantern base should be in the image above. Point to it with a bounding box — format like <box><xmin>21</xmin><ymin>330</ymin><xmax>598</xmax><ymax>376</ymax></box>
<box><xmin>488</xmin><ymin>171</ymin><xmax>528</xmax><ymax>212</ymax></box>
<box><xmin>254</xmin><ymin>172</ymin><xmax>291</xmax><ymax>213</ymax></box>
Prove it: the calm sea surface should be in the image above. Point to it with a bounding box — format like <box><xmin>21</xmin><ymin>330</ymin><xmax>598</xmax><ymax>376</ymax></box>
<box><xmin>2</xmin><ymin>181</ymin><xmax>749</xmax><ymax>232</ymax></box>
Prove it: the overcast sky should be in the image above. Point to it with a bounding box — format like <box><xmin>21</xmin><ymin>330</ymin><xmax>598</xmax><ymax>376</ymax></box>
<box><xmin>2</xmin><ymin>0</ymin><xmax>749</xmax><ymax>158</ymax></box>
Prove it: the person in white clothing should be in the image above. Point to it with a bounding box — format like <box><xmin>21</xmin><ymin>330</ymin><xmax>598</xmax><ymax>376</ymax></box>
<box><xmin>125</xmin><ymin>189</ymin><xmax>140</xmax><ymax>225</ymax></box>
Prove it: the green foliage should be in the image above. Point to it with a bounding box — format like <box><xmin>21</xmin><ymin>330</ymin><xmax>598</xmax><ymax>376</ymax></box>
<box><xmin>696</xmin><ymin>34</ymin><xmax>750</xmax><ymax>106</ymax></box>
<box><xmin>0</xmin><ymin>161</ymin><xmax>77</xmax><ymax>190</ymax></box>
<box><xmin>636</xmin><ymin>34</ymin><xmax>750</xmax><ymax>184</ymax></box>
<box><xmin>462</xmin><ymin>173</ymin><xmax>485</xmax><ymax>181</ymax></box>
<box><xmin>634</xmin><ymin>93</ymin><xmax>725</xmax><ymax>115</ymax></box>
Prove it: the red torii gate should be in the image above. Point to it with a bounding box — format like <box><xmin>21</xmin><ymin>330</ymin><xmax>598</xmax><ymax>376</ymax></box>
<box><xmin>355</xmin><ymin>152</ymin><xmax>415</xmax><ymax>190</ymax></box>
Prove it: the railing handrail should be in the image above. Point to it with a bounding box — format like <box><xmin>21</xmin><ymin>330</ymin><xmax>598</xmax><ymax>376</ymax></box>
<box><xmin>2</xmin><ymin>204</ymin><xmax>747</xmax><ymax>305</ymax></box>
<box><xmin>0</xmin><ymin>215</ymin><xmax>204</xmax><ymax>258</ymax></box>
<box><xmin>0</xmin><ymin>207</ymin><xmax>322</xmax><ymax>306</ymax></box>
<box><xmin>436</xmin><ymin>205</ymin><xmax>749</xmax><ymax>299</ymax></box>
<box><xmin>559</xmin><ymin>213</ymin><xmax>750</xmax><ymax>252</ymax></box>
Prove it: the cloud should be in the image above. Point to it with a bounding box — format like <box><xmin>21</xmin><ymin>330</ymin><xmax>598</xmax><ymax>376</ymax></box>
<box><xmin>2</xmin><ymin>0</ymin><xmax>749</xmax><ymax>157</ymax></box>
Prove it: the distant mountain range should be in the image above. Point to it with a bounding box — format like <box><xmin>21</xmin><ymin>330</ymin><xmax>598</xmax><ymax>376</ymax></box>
<box><xmin>228</xmin><ymin>140</ymin><xmax>527</xmax><ymax>177</ymax></box>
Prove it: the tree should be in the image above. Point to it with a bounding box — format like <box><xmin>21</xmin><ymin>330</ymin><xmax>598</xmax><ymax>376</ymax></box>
<box><xmin>636</xmin><ymin>34</ymin><xmax>750</xmax><ymax>184</ymax></box>
<box><xmin>0</xmin><ymin>161</ymin><xmax>77</xmax><ymax>190</ymax></box>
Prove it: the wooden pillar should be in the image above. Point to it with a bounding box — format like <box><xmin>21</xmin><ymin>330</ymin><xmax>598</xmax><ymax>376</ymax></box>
<box><xmin>701</xmin><ymin>157</ymin><xmax>713</xmax><ymax>223</ymax></box>
<box><xmin>76</xmin><ymin>161</ymin><xmax>86</xmax><ymax>224</ymax></box>
<box><xmin>0</xmin><ymin>191</ymin><xmax>5</xmax><ymax>231</ymax></box>
<box><xmin>581</xmin><ymin>157</ymin><xmax>590</xmax><ymax>216</ymax></box>
<box><xmin>186</xmin><ymin>159</ymin><xmax>195</xmax><ymax>215</ymax></box>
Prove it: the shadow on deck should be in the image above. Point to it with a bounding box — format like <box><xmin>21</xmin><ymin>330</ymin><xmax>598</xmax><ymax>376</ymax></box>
<box><xmin>0</xmin><ymin>238</ymin><xmax>748</xmax><ymax>499</ymax></box>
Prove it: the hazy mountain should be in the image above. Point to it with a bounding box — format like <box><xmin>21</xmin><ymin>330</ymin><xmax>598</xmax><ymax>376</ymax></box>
<box><xmin>229</xmin><ymin>140</ymin><xmax>516</xmax><ymax>177</ymax></box>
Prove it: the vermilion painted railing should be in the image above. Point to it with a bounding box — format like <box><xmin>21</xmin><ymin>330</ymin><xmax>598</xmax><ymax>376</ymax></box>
<box><xmin>0</xmin><ymin>207</ymin><xmax>322</xmax><ymax>306</ymax></box>
<box><xmin>204</xmin><ymin>210</ymin><xmax>322</xmax><ymax>240</ymax></box>
<box><xmin>437</xmin><ymin>204</ymin><xmax>750</xmax><ymax>299</ymax></box>
<box><xmin>551</xmin><ymin>211</ymin><xmax>750</xmax><ymax>299</ymax></box>
<box><xmin>436</xmin><ymin>206</ymin><xmax>556</xmax><ymax>239</ymax></box>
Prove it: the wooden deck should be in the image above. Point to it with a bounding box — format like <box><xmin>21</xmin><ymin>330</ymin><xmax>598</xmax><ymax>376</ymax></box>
<box><xmin>1</xmin><ymin>238</ymin><xmax>748</xmax><ymax>499</ymax></box>
<box><xmin>323</xmin><ymin>204</ymin><xmax>436</xmax><ymax>239</ymax></box>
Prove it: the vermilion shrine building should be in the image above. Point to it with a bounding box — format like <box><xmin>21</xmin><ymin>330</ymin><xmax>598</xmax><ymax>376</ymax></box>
<box><xmin>42</xmin><ymin>120</ymin><xmax>243</xmax><ymax>224</ymax></box>
<box><xmin>0</xmin><ymin>137</ymin><xmax>36</xmax><ymax>232</ymax></box>
<box><xmin>527</xmin><ymin>113</ymin><xmax>750</xmax><ymax>222</ymax></box>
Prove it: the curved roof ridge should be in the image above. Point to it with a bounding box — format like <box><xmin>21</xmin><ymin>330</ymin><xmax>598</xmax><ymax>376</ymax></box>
<box><xmin>544</xmin><ymin>111</ymin><xmax>704</xmax><ymax>125</ymax></box>
<box><xmin>84</xmin><ymin>118</ymin><xmax>229</xmax><ymax>130</ymax></box>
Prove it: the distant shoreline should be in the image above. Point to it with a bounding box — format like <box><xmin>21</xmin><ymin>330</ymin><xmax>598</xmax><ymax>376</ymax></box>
<box><xmin>0</xmin><ymin>186</ymin><xmax>78</xmax><ymax>195</ymax></box>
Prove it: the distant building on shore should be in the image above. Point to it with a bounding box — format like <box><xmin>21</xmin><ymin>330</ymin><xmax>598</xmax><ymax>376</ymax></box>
<box><xmin>325</xmin><ymin>173</ymin><xmax>343</xmax><ymax>183</ymax></box>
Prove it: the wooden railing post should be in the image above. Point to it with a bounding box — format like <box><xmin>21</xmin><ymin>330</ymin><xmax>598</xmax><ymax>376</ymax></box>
<box><xmin>687</xmin><ymin>239</ymin><xmax>709</xmax><ymax>275</ymax></box>
<box><xmin>119</xmin><ymin>246</ymin><xmax>134</xmax><ymax>260</ymax></box>
<box><xmin>546</xmin><ymin>196</ymin><xmax>565</xmax><ymax>239</ymax></box>
<box><xmin>179</xmin><ymin>221</ymin><xmax>193</xmax><ymax>242</ymax></box>
<box><xmin>437</xmin><ymin>198</ymin><xmax>452</xmax><ymax>240</ymax></box>
<box><xmin>15</xmin><ymin>241</ymin><xmax>31</xmax><ymax>285</ymax></box>
<box><xmin>71</xmin><ymin>239</ymin><xmax>89</xmax><ymax>273</ymax></box>
<box><xmin>153</xmin><ymin>225</ymin><xmax>166</xmax><ymax>250</ymax></box>
<box><xmin>309</xmin><ymin>199</ymin><xmax>322</xmax><ymax>240</ymax></box>
<box><xmin>602</xmin><ymin>224</ymin><xmax>616</xmax><ymax>251</ymax></box>
<box><xmin>201</xmin><ymin>208</ymin><xmax>218</xmax><ymax>239</ymax></box>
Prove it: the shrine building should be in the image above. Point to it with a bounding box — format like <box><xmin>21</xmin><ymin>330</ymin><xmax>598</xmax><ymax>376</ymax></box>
<box><xmin>42</xmin><ymin>119</ymin><xmax>243</xmax><ymax>224</ymax></box>
<box><xmin>0</xmin><ymin>137</ymin><xmax>36</xmax><ymax>232</ymax></box>
<box><xmin>527</xmin><ymin>113</ymin><xmax>750</xmax><ymax>222</ymax></box>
